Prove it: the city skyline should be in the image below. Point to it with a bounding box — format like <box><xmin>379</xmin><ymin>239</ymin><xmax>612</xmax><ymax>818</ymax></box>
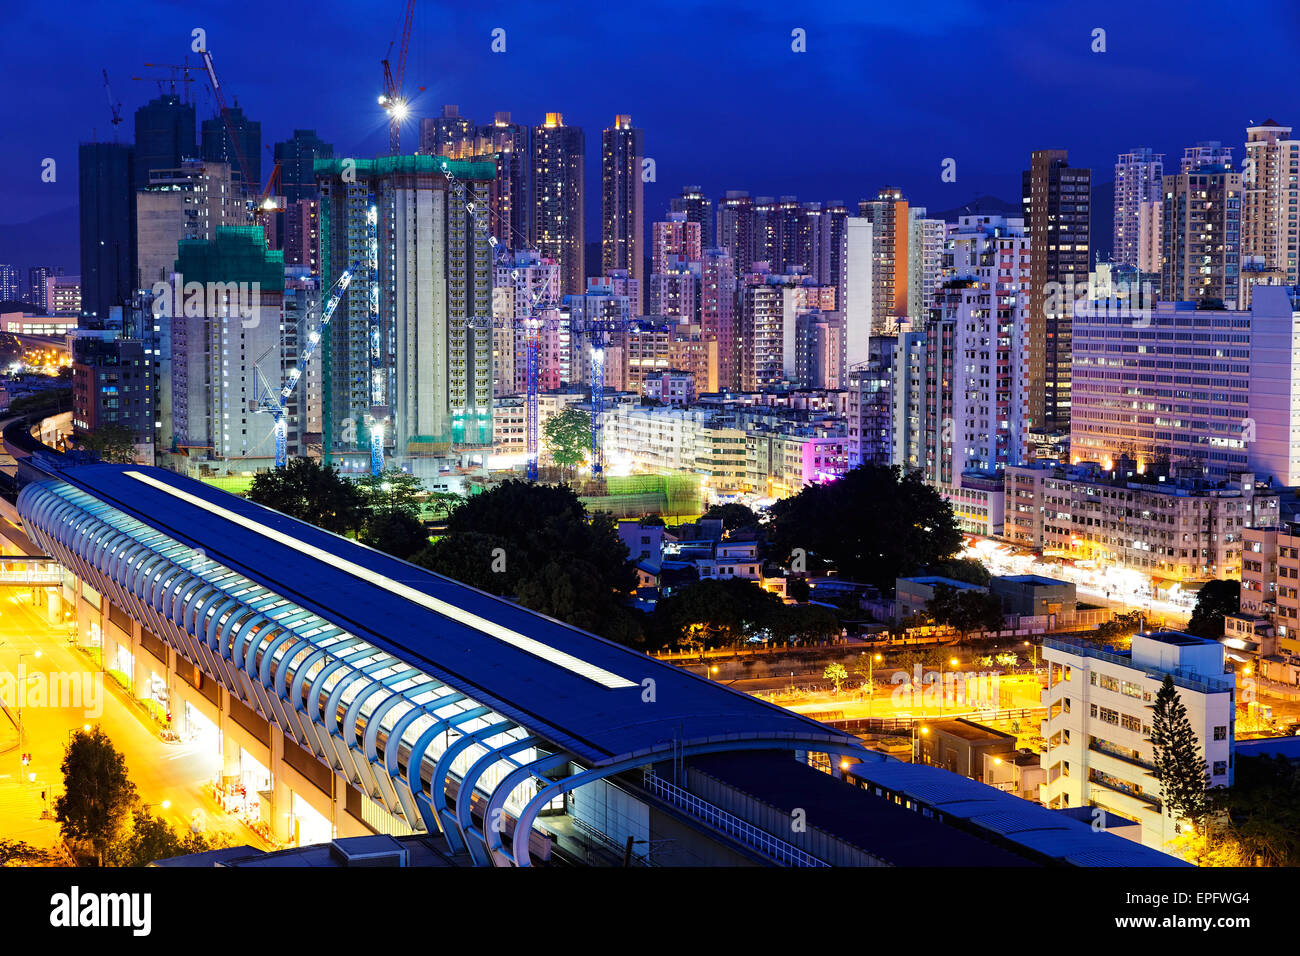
<box><xmin>2</xmin><ymin>0</ymin><xmax>1297</xmax><ymax>264</ymax></box>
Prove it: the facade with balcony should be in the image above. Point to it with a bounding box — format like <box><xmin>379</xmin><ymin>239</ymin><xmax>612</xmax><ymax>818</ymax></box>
<box><xmin>1039</xmin><ymin>632</ymin><xmax>1234</xmax><ymax>851</ymax></box>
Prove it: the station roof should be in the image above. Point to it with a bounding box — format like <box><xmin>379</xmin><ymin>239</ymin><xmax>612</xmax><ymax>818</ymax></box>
<box><xmin>846</xmin><ymin>762</ymin><xmax>1188</xmax><ymax>867</ymax></box>
<box><xmin>37</xmin><ymin>465</ymin><xmax>856</xmax><ymax>767</ymax></box>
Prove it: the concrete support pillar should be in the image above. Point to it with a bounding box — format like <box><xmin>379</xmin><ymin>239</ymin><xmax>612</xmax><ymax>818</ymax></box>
<box><xmin>270</xmin><ymin>732</ymin><xmax>293</xmax><ymax>844</ymax></box>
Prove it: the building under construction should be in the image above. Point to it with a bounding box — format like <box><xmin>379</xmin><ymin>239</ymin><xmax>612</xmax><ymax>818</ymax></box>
<box><xmin>315</xmin><ymin>156</ymin><xmax>497</xmax><ymax>474</ymax></box>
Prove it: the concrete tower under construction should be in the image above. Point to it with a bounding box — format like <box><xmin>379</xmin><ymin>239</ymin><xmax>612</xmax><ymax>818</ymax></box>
<box><xmin>316</xmin><ymin>156</ymin><xmax>496</xmax><ymax>474</ymax></box>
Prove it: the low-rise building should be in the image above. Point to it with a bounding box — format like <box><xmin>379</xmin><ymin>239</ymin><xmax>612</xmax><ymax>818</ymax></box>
<box><xmin>1003</xmin><ymin>461</ymin><xmax>1277</xmax><ymax>586</ymax></box>
<box><xmin>895</xmin><ymin>575</ymin><xmax>987</xmax><ymax>622</ymax></box>
<box><xmin>1040</xmin><ymin>632</ymin><xmax>1235</xmax><ymax>851</ymax></box>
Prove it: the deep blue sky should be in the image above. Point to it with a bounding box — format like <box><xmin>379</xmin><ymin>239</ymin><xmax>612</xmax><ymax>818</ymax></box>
<box><xmin>2</xmin><ymin>0</ymin><xmax>1297</xmax><ymax>254</ymax></box>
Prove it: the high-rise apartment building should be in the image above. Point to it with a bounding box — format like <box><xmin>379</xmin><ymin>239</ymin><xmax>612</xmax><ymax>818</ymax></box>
<box><xmin>1113</xmin><ymin>148</ymin><xmax>1164</xmax><ymax>269</ymax></box>
<box><xmin>858</xmin><ymin>186</ymin><xmax>910</xmax><ymax>329</ymax></box>
<box><xmin>651</xmin><ymin>212</ymin><xmax>702</xmax><ymax>276</ymax></box>
<box><xmin>78</xmin><ymin>141</ymin><xmax>136</xmax><ymax>326</ymax></box>
<box><xmin>317</xmin><ymin>155</ymin><xmax>496</xmax><ymax>467</ymax></box>
<box><xmin>169</xmin><ymin>226</ymin><xmax>296</xmax><ymax>467</ymax></box>
<box><xmin>419</xmin><ymin>105</ymin><xmax>476</xmax><ymax>159</ymax></box>
<box><xmin>274</xmin><ymin>129</ymin><xmax>333</xmax><ymax>204</ymax></box>
<box><xmin>821</xmin><ymin>200</ymin><xmax>850</xmax><ymax>292</ymax></box>
<box><xmin>201</xmin><ymin>105</ymin><xmax>260</xmax><ymax>194</ymax></box>
<box><xmin>671</xmin><ymin>185</ymin><xmax>713</xmax><ymax>249</ymax></box>
<box><xmin>136</xmin><ymin>160</ymin><xmax>245</xmax><ymax>289</ymax></box>
<box><xmin>530</xmin><ymin>113</ymin><xmax>585</xmax><ymax>297</ymax></box>
<box><xmin>133</xmin><ymin>94</ymin><xmax>196</xmax><ymax>192</ymax></box>
<box><xmin>26</xmin><ymin>266</ymin><xmax>61</xmax><ymax>311</ymax></box>
<box><xmin>700</xmin><ymin>249</ymin><xmax>737</xmax><ymax>391</ymax></box>
<box><xmin>0</xmin><ymin>265</ymin><xmax>19</xmax><ymax>302</ymax></box>
<box><xmin>1160</xmin><ymin>156</ymin><xmax>1242</xmax><ymax>308</ymax></box>
<box><xmin>716</xmin><ymin>191</ymin><xmax>756</xmax><ymax>275</ymax></box>
<box><xmin>907</xmin><ymin>206</ymin><xmax>946</xmax><ymax>322</ymax></box>
<box><xmin>1137</xmin><ymin>200</ymin><xmax>1163</xmax><ymax>275</ymax></box>
<box><xmin>600</xmin><ymin>115</ymin><xmax>644</xmax><ymax>314</ymax></box>
<box><xmin>1243</xmin><ymin>119</ymin><xmax>1300</xmax><ymax>288</ymax></box>
<box><xmin>283</xmin><ymin>199</ymin><xmax>322</xmax><ymax>273</ymax></box>
<box><xmin>476</xmin><ymin>112</ymin><xmax>530</xmax><ymax>253</ymax></box>
<box><xmin>1022</xmin><ymin>149</ymin><xmax>1091</xmax><ymax>432</ymax></box>
<box><xmin>931</xmin><ymin>215</ymin><xmax>1031</xmax><ymax>479</ymax></box>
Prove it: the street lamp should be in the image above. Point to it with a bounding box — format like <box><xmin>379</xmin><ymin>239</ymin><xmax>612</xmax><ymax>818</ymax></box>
<box><xmin>912</xmin><ymin>724</ymin><xmax>929</xmax><ymax>764</ymax></box>
<box><xmin>866</xmin><ymin>652</ymin><xmax>882</xmax><ymax>715</ymax></box>
<box><xmin>15</xmin><ymin>649</ymin><xmax>41</xmax><ymax>747</ymax></box>
<box><xmin>940</xmin><ymin>656</ymin><xmax>959</xmax><ymax>715</ymax></box>
<box><xmin>1024</xmin><ymin>640</ymin><xmax>1038</xmax><ymax>670</ymax></box>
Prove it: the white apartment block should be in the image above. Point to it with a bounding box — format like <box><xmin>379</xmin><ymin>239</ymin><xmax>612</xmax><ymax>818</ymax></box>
<box><xmin>842</xmin><ymin>217</ymin><xmax>874</xmax><ymax>366</ymax></box>
<box><xmin>1243</xmin><ymin>120</ymin><xmax>1300</xmax><ymax>288</ymax></box>
<box><xmin>1040</xmin><ymin>633</ymin><xmax>1234</xmax><ymax>851</ymax></box>
<box><xmin>1113</xmin><ymin>148</ymin><xmax>1164</xmax><ymax>270</ymax></box>
<box><xmin>907</xmin><ymin>207</ymin><xmax>945</xmax><ymax>321</ymax></box>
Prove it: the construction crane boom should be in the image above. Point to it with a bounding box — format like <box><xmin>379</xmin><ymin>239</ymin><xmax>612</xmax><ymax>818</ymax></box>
<box><xmin>256</xmin><ymin>266</ymin><xmax>357</xmax><ymax>468</ymax></box>
<box><xmin>102</xmin><ymin>70</ymin><xmax>123</xmax><ymax>129</ymax></box>
<box><xmin>379</xmin><ymin>0</ymin><xmax>417</xmax><ymax>155</ymax></box>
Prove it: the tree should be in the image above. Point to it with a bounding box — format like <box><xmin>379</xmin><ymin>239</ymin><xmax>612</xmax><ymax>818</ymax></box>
<box><xmin>925</xmin><ymin>584</ymin><xmax>1005</xmax><ymax>643</ymax></box>
<box><xmin>773</xmin><ymin>602</ymin><xmax>841</xmax><ymax>643</ymax></box>
<box><xmin>354</xmin><ymin>468</ymin><xmax>424</xmax><ymax>520</ymax></box>
<box><xmin>1095</xmin><ymin>609</ymin><xmax>1144</xmax><ymax>644</ymax></box>
<box><xmin>1149</xmin><ymin>675</ymin><xmax>1210</xmax><ymax>827</ymax></box>
<box><xmin>928</xmin><ymin>557</ymin><xmax>991</xmax><ymax>587</ymax></box>
<box><xmin>0</xmin><ymin>839</ymin><xmax>61</xmax><ymax>866</ymax></box>
<box><xmin>361</xmin><ymin>510</ymin><xmax>429</xmax><ymax>561</ymax></box>
<box><xmin>786</xmin><ymin>576</ymin><xmax>811</xmax><ymax>602</ymax></box>
<box><xmin>247</xmin><ymin>458</ymin><xmax>367</xmax><ymax>536</ymax></box>
<box><xmin>106</xmin><ymin>808</ymin><xmax>228</xmax><ymax>867</ymax></box>
<box><xmin>823</xmin><ymin>662</ymin><xmax>848</xmax><ymax>695</ymax></box>
<box><xmin>767</xmin><ymin>464</ymin><xmax>962</xmax><ymax>590</ymax></box>
<box><xmin>703</xmin><ymin>502</ymin><xmax>761</xmax><ymax>533</ymax></box>
<box><xmin>653</xmin><ymin>577</ymin><xmax>784</xmax><ymax>650</ymax></box>
<box><xmin>1187</xmin><ymin>579</ymin><xmax>1240</xmax><ymax>639</ymax></box>
<box><xmin>426</xmin><ymin>491</ymin><xmax>467</xmax><ymax>522</ymax></box>
<box><xmin>82</xmin><ymin>423</ymin><xmax>136</xmax><ymax>464</ymax></box>
<box><xmin>543</xmin><ymin>407</ymin><xmax>592</xmax><ymax>474</ymax></box>
<box><xmin>1208</xmin><ymin>754</ymin><xmax>1300</xmax><ymax>866</ymax></box>
<box><xmin>414</xmin><ymin>480</ymin><xmax>638</xmax><ymax>645</ymax></box>
<box><xmin>55</xmin><ymin>726</ymin><xmax>138</xmax><ymax>866</ymax></box>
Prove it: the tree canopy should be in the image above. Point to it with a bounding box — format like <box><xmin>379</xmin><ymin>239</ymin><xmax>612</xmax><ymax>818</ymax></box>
<box><xmin>414</xmin><ymin>480</ymin><xmax>639</xmax><ymax>643</ymax></box>
<box><xmin>247</xmin><ymin>458</ymin><xmax>367</xmax><ymax>536</ymax></box>
<box><xmin>924</xmin><ymin>583</ymin><xmax>1005</xmax><ymax>641</ymax></box>
<box><xmin>703</xmin><ymin>502</ymin><xmax>761</xmax><ymax>533</ymax></box>
<box><xmin>653</xmin><ymin>577</ymin><xmax>785</xmax><ymax>650</ymax></box>
<box><xmin>543</xmin><ymin>407</ymin><xmax>592</xmax><ymax>472</ymax></box>
<box><xmin>106</xmin><ymin>808</ymin><xmax>227</xmax><ymax>867</ymax></box>
<box><xmin>1186</xmin><ymin>579</ymin><xmax>1240</xmax><ymax>639</ymax></box>
<box><xmin>767</xmin><ymin>464</ymin><xmax>962</xmax><ymax>590</ymax></box>
<box><xmin>82</xmin><ymin>423</ymin><xmax>137</xmax><ymax>464</ymax></box>
<box><xmin>55</xmin><ymin>726</ymin><xmax>138</xmax><ymax>866</ymax></box>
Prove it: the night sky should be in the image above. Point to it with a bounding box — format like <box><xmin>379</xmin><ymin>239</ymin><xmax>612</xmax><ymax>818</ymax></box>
<box><xmin>2</xmin><ymin>0</ymin><xmax>1297</xmax><ymax>264</ymax></box>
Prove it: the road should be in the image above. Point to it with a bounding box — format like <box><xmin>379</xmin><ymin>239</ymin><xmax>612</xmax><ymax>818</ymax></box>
<box><xmin>0</xmin><ymin>589</ymin><xmax>266</xmax><ymax>853</ymax></box>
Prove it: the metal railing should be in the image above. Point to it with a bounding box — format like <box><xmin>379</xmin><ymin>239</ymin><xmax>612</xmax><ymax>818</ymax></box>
<box><xmin>642</xmin><ymin>771</ymin><xmax>828</xmax><ymax>867</ymax></box>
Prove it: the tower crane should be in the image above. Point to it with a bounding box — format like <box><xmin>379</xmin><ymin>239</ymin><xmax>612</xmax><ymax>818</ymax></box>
<box><xmin>379</xmin><ymin>0</ymin><xmax>417</xmax><ymax>155</ymax></box>
<box><xmin>101</xmin><ymin>69</ymin><xmax>123</xmax><ymax>131</ymax></box>
<box><xmin>255</xmin><ymin>265</ymin><xmax>358</xmax><ymax>468</ymax></box>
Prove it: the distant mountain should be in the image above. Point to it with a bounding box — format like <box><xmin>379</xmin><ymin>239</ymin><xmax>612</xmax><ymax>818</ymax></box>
<box><xmin>0</xmin><ymin>205</ymin><xmax>78</xmax><ymax>275</ymax></box>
